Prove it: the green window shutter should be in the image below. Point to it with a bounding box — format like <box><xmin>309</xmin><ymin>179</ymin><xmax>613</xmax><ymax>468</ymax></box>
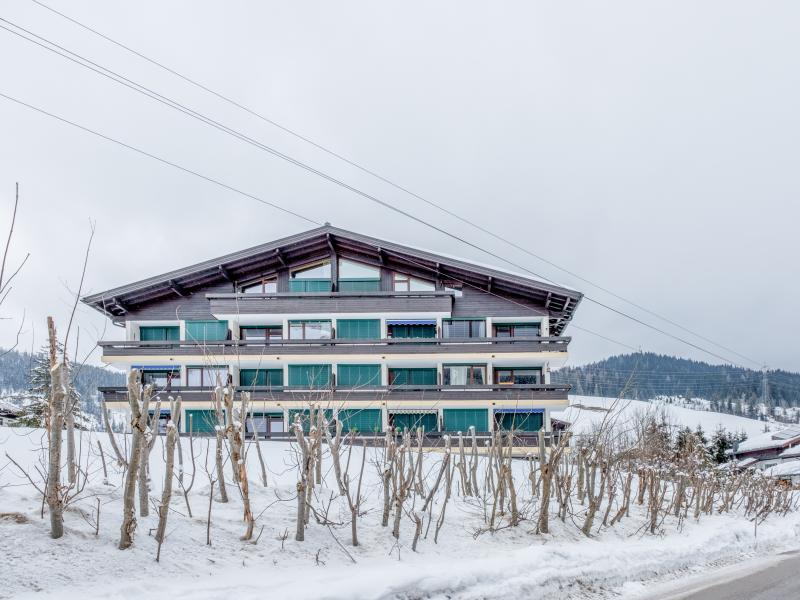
<box><xmin>288</xmin><ymin>364</ymin><xmax>331</xmax><ymax>388</ymax></box>
<box><xmin>337</xmin><ymin>364</ymin><xmax>381</xmax><ymax>387</ymax></box>
<box><xmin>289</xmin><ymin>279</ymin><xmax>331</xmax><ymax>292</ymax></box>
<box><xmin>390</xmin><ymin>368</ymin><xmax>437</xmax><ymax>386</ymax></box>
<box><xmin>185</xmin><ymin>320</ymin><xmax>228</xmax><ymax>341</ymax></box>
<box><xmin>443</xmin><ymin>408</ymin><xmax>489</xmax><ymax>433</ymax></box>
<box><xmin>288</xmin><ymin>409</ymin><xmax>334</xmax><ymax>433</ymax></box>
<box><xmin>496</xmin><ymin>412</ymin><xmax>543</xmax><ymax>432</ymax></box>
<box><xmin>338</xmin><ymin>409</ymin><xmax>382</xmax><ymax>433</ymax></box>
<box><xmin>239</xmin><ymin>369</ymin><xmax>284</xmax><ymax>387</ymax></box>
<box><xmin>336</xmin><ymin>319</ymin><xmax>380</xmax><ymax>339</ymax></box>
<box><xmin>391</xmin><ymin>412</ymin><xmax>438</xmax><ymax>433</ymax></box>
<box><xmin>338</xmin><ymin>279</ymin><xmax>380</xmax><ymax>292</ymax></box>
<box><xmin>140</xmin><ymin>326</ymin><xmax>179</xmax><ymax>341</ymax></box>
<box><xmin>388</xmin><ymin>324</ymin><xmax>436</xmax><ymax>338</ymax></box>
<box><xmin>184</xmin><ymin>409</ymin><xmax>217</xmax><ymax>434</ymax></box>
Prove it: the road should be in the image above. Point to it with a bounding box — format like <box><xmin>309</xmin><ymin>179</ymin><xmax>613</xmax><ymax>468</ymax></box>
<box><xmin>647</xmin><ymin>550</ymin><xmax>800</xmax><ymax>600</ymax></box>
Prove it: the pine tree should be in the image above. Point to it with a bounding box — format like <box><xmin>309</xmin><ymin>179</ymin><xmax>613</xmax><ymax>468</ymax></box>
<box><xmin>675</xmin><ymin>426</ymin><xmax>694</xmax><ymax>453</ymax></box>
<box><xmin>15</xmin><ymin>344</ymin><xmax>86</xmax><ymax>428</ymax></box>
<box><xmin>709</xmin><ymin>426</ymin><xmax>733</xmax><ymax>464</ymax></box>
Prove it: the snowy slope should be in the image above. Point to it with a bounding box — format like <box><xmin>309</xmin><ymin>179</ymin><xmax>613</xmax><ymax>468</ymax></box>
<box><xmin>1</xmin><ymin>425</ymin><xmax>799</xmax><ymax>600</ymax></box>
<box><xmin>555</xmin><ymin>395</ymin><xmax>770</xmax><ymax>438</ymax></box>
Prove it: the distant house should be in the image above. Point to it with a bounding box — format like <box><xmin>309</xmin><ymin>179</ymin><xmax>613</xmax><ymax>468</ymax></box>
<box><xmin>732</xmin><ymin>425</ymin><xmax>800</xmax><ymax>471</ymax></box>
<box><xmin>764</xmin><ymin>460</ymin><xmax>800</xmax><ymax>485</ymax></box>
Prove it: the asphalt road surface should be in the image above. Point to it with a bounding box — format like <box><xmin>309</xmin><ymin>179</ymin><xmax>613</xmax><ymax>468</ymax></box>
<box><xmin>649</xmin><ymin>551</ymin><xmax>800</xmax><ymax>600</ymax></box>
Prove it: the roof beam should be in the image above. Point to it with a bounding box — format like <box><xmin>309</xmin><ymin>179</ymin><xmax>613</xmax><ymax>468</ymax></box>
<box><xmin>274</xmin><ymin>248</ymin><xmax>287</xmax><ymax>268</ymax></box>
<box><xmin>218</xmin><ymin>265</ymin><xmax>234</xmax><ymax>282</ymax></box>
<box><xmin>545</xmin><ymin>292</ymin><xmax>552</xmax><ymax>309</ymax></box>
<box><xmin>168</xmin><ymin>279</ymin><xmax>187</xmax><ymax>298</ymax></box>
<box><xmin>111</xmin><ymin>297</ymin><xmax>128</xmax><ymax>314</ymax></box>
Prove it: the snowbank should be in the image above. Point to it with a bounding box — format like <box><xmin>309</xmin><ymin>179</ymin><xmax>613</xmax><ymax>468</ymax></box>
<box><xmin>556</xmin><ymin>395</ymin><xmax>768</xmax><ymax>438</ymax></box>
<box><xmin>1</xmin><ymin>425</ymin><xmax>798</xmax><ymax>600</ymax></box>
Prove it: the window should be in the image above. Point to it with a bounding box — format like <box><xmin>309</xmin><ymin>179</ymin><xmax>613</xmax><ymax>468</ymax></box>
<box><xmin>386</xmin><ymin>321</ymin><xmax>436</xmax><ymax>338</ymax></box>
<box><xmin>288</xmin><ymin>364</ymin><xmax>331</xmax><ymax>388</ymax></box>
<box><xmin>393</xmin><ymin>273</ymin><xmax>435</xmax><ymax>292</ymax></box>
<box><xmin>336</xmin><ymin>319</ymin><xmax>380</xmax><ymax>339</ymax></box>
<box><xmin>444</xmin><ymin>284</ymin><xmax>463</xmax><ymax>298</ymax></box>
<box><xmin>337</xmin><ymin>364</ymin><xmax>381</xmax><ymax>387</ymax></box>
<box><xmin>240</xmin><ymin>326</ymin><xmax>282</xmax><ymax>341</ymax></box>
<box><xmin>339</xmin><ymin>259</ymin><xmax>380</xmax><ymax>292</ymax></box>
<box><xmin>288</xmin><ymin>320</ymin><xmax>332</xmax><ymax>340</ymax></box>
<box><xmin>242</xmin><ymin>278</ymin><xmax>277</xmax><ymax>294</ymax></box>
<box><xmin>443</xmin><ymin>365</ymin><xmax>486</xmax><ymax>385</ymax></box>
<box><xmin>442</xmin><ymin>319</ymin><xmax>486</xmax><ymax>338</ymax></box>
<box><xmin>388</xmin><ymin>368</ymin><xmax>438</xmax><ymax>386</ymax></box>
<box><xmin>239</xmin><ymin>369</ymin><xmax>283</xmax><ymax>387</ymax></box>
<box><xmin>494</xmin><ymin>368</ymin><xmax>542</xmax><ymax>385</ymax></box>
<box><xmin>141</xmin><ymin>368</ymin><xmax>180</xmax><ymax>387</ymax></box>
<box><xmin>186</xmin><ymin>366</ymin><xmax>229</xmax><ymax>387</ymax></box>
<box><xmin>289</xmin><ymin>262</ymin><xmax>331</xmax><ymax>292</ymax></box>
<box><xmin>185</xmin><ymin>320</ymin><xmax>229</xmax><ymax>341</ymax></box>
<box><xmin>493</xmin><ymin>323</ymin><xmax>541</xmax><ymax>338</ymax></box>
<box><xmin>139</xmin><ymin>326</ymin><xmax>179</xmax><ymax>341</ymax></box>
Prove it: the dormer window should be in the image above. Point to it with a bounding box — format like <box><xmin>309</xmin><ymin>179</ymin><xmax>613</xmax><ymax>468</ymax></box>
<box><xmin>393</xmin><ymin>272</ymin><xmax>435</xmax><ymax>292</ymax></box>
<box><xmin>290</xmin><ymin>262</ymin><xmax>331</xmax><ymax>292</ymax></box>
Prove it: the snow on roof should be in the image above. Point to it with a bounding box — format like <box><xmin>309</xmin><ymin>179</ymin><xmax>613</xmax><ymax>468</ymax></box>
<box><xmin>736</xmin><ymin>457</ymin><xmax>759</xmax><ymax>468</ymax></box>
<box><xmin>734</xmin><ymin>428</ymin><xmax>800</xmax><ymax>454</ymax></box>
<box><xmin>0</xmin><ymin>398</ymin><xmax>21</xmax><ymax>413</ymax></box>
<box><xmin>780</xmin><ymin>445</ymin><xmax>800</xmax><ymax>459</ymax></box>
<box><xmin>764</xmin><ymin>460</ymin><xmax>800</xmax><ymax>478</ymax></box>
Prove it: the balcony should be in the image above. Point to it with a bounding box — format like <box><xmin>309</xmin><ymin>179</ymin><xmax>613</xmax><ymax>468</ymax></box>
<box><xmin>97</xmin><ymin>336</ymin><xmax>571</xmax><ymax>357</ymax></box>
<box><xmin>97</xmin><ymin>382</ymin><xmax>571</xmax><ymax>403</ymax></box>
<box><xmin>207</xmin><ymin>290</ymin><xmax>454</xmax><ymax>316</ymax></box>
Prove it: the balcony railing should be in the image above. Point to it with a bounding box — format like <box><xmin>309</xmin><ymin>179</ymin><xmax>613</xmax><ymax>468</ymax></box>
<box><xmin>98</xmin><ymin>336</ymin><xmax>570</xmax><ymax>356</ymax></box>
<box><xmin>207</xmin><ymin>290</ymin><xmax>454</xmax><ymax>315</ymax></box>
<box><xmin>98</xmin><ymin>382</ymin><xmax>571</xmax><ymax>402</ymax></box>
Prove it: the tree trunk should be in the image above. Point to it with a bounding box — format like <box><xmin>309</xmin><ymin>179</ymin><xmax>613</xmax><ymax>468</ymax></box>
<box><xmin>102</xmin><ymin>399</ymin><xmax>127</xmax><ymax>467</ymax></box>
<box><xmin>46</xmin><ymin>362</ymin><xmax>66</xmax><ymax>539</ymax></box>
<box><xmin>119</xmin><ymin>372</ymin><xmax>146</xmax><ymax>549</ymax></box>
<box><xmin>155</xmin><ymin>423</ymin><xmax>177</xmax><ymax>560</ymax></box>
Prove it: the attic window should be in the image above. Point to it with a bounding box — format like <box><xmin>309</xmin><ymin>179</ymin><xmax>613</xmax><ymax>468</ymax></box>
<box><xmin>393</xmin><ymin>273</ymin><xmax>435</xmax><ymax>292</ymax></box>
<box><xmin>290</xmin><ymin>261</ymin><xmax>331</xmax><ymax>292</ymax></box>
<box><xmin>339</xmin><ymin>259</ymin><xmax>380</xmax><ymax>292</ymax></box>
<box><xmin>243</xmin><ymin>278</ymin><xmax>277</xmax><ymax>294</ymax></box>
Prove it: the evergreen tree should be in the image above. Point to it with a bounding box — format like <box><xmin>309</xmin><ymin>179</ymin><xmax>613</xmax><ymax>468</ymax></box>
<box><xmin>675</xmin><ymin>426</ymin><xmax>694</xmax><ymax>453</ymax></box>
<box><xmin>15</xmin><ymin>344</ymin><xmax>87</xmax><ymax>428</ymax></box>
<box><xmin>709</xmin><ymin>426</ymin><xmax>734</xmax><ymax>464</ymax></box>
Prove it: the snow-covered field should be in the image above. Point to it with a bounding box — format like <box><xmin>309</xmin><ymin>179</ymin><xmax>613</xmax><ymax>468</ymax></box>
<box><xmin>0</xmin><ymin>414</ymin><xmax>798</xmax><ymax>600</ymax></box>
<box><xmin>556</xmin><ymin>395</ymin><xmax>770</xmax><ymax>438</ymax></box>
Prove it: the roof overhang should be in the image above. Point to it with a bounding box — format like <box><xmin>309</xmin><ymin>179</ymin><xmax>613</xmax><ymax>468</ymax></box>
<box><xmin>82</xmin><ymin>225</ymin><xmax>583</xmax><ymax>334</ymax></box>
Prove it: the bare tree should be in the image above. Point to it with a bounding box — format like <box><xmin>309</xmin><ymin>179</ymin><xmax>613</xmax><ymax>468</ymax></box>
<box><xmin>155</xmin><ymin>422</ymin><xmax>178</xmax><ymax>561</ymax></box>
<box><xmin>119</xmin><ymin>371</ymin><xmax>150</xmax><ymax>550</ymax></box>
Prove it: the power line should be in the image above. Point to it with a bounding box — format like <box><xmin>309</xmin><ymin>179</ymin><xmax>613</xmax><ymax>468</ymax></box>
<box><xmin>0</xmin><ymin>18</ymin><xmax>759</xmax><ymax>367</ymax></box>
<box><xmin>0</xmin><ymin>89</ymin><xmax>642</xmax><ymax>355</ymax></box>
<box><xmin>25</xmin><ymin>0</ymin><xmax>765</xmax><ymax>369</ymax></box>
<box><xmin>0</xmin><ymin>92</ymin><xmax>319</xmax><ymax>226</ymax></box>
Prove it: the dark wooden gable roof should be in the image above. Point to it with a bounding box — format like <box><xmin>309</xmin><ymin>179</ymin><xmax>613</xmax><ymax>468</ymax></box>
<box><xmin>82</xmin><ymin>225</ymin><xmax>583</xmax><ymax>334</ymax></box>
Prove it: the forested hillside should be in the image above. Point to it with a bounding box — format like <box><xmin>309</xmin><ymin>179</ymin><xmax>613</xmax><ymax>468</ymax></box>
<box><xmin>553</xmin><ymin>353</ymin><xmax>800</xmax><ymax>418</ymax></box>
<box><xmin>0</xmin><ymin>347</ymin><xmax>124</xmax><ymax>418</ymax></box>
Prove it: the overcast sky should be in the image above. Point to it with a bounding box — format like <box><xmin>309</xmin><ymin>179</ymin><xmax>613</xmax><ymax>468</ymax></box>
<box><xmin>0</xmin><ymin>0</ymin><xmax>798</xmax><ymax>373</ymax></box>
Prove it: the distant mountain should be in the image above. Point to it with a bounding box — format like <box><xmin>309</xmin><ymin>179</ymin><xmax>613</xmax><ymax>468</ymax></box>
<box><xmin>552</xmin><ymin>353</ymin><xmax>800</xmax><ymax>421</ymax></box>
<box><xmin>0</xmin><ymin>347</ymin><xmax>125</xmax><ymax>419</ymax></box>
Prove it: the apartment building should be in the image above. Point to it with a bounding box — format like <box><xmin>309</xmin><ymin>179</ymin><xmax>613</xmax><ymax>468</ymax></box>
<box><xmin>83</xmin><ymin>225</ymin><xmax>582</xmax><ymax>435</ymax></box>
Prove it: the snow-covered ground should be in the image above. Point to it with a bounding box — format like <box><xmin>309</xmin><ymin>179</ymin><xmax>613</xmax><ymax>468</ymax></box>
<box><xmin>556</xmin><ymin>395</ymin><xmax>770</xmax><ymax>438</ymax></box>
<box><xmin>1</xmin><ymin>419</ymin><xmax>798</xmax><ymax>600</ymax></box>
